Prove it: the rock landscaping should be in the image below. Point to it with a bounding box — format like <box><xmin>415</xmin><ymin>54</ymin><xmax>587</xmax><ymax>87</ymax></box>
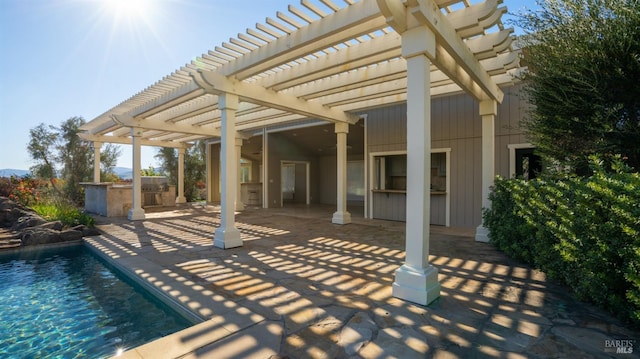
<box><xmin>0</xmin><ymin>197</ymin><xmax>99</xmax><ymax>250</ymax></box>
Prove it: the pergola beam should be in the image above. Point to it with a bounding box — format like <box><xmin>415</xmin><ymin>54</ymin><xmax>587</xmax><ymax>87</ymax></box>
<box><xmin>112</xmin><ymin>114</ymin><xmax>221</xmax><ymax>137</ymax></box>
<box><xmin>408</xmin><ymin>0</ymin><xmax>504</xmax><ymax>102</ymax></box>
<box><xmin>79</xmin><ymin>133</ymin><xmax>191</xmax><ymax>149</ymax></box>
<box><xmin>192</xmin><ymin>70</ymin><xmax>360</xmax><ymax>124</ymax></box>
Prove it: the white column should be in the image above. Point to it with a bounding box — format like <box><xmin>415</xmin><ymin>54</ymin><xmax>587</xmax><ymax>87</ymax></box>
<box><xmin>392</xmin><ymin>26</ymin><xmax>440</xmax><ymax>306</ymax></box>
<box><xmin>475</xmin><ymin>100</ymin><xmax>497</xmax><ymax>242</ymax></box>
<box><xmin>214</xmin><ymin>93</ymin><xmax>243</xmax><ymax>249</ymax></box>
<box><xmin>332</xmin><ymin>122</ymin><xmax>351</xmax><ymax>225</ymax></box>
<box><xmin>262</xmin><ymin>129</ymin><xmax>269</xmax><ymax>209</ymax></box>
<box><xmin>176</xmin><ymin>148</ymin><xmax>187</xmax><ymax>204</ymax></box>
<box><xmin>93</xmin><ymin>141</ymin><xmax>102</xmax><ymax>183</ymax></box>
<box><xmin>235</xmin><ymin>137</ymin><xmax>245</xmax><ymax>211</ymax></box>
<box><xmin>128</xmin><ymin>128</ymin><xmax>145</xmax><ymax>220</ymax></box>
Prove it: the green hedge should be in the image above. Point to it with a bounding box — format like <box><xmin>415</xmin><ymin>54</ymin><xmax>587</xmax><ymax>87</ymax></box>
<box><xmin>483</xmin><ymin>157</ymin><xmax>640</xmax><ymax>327</ymax></box>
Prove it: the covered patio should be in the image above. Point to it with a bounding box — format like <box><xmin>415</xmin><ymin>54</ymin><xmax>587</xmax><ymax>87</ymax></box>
<box><xmin>85</xmin><ymin>204</ymin><xmax>637</xmax><ymax>358</ymax></box>
<box><xmin>79</xmin><ymin>0</ymin><xmax>523</xmax><ymax>308</ymax></box>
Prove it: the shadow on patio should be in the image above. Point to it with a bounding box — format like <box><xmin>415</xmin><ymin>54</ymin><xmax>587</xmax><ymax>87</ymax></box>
<box><xmin>86</xmin><ymin>205</ymin><xmax>638</xmax><ymax>358</ymax></box>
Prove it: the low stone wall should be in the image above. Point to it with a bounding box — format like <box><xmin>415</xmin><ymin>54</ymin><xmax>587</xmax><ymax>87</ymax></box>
<box><xmin>0</xmin><ymin>197</ymin><xmax>100</xmax><ymax>251</ymax></box>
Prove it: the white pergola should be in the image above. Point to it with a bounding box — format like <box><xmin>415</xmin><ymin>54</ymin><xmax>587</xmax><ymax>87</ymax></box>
<box><xmin>80</xmin><ymin>0</ymin><xmax>519</xmax><ymax>305</ymax></box>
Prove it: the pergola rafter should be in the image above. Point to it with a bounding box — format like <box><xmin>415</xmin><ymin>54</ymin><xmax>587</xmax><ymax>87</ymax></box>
<box><xmin>81</xmin><ymin>0</ymin><xmax>518</xmax><ymax>152</ymax></box>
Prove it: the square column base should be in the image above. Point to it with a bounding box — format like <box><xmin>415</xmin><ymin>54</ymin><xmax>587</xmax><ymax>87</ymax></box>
<box><xmin>214</xmin><ymin>227</ymin><xmax>243</xmax><ymax>249</ymax></box>
<box><xmin>392</xmin><ymin>264</ymin><xmax>440</xmax><ymax>306</ymax></box>
<box><xmin>475</xmin><ymin>225</ymin><xmax>490</xmax><ymax>242</ymax></box>
<box><xmin>128</xmin><ymin>208</ymin><xmax>146</xmax><ymax>221</ymax></box>
<box><xmin>235</xmin><ymin>202</ymin><xmax>245</xmax><ymax>211</ymax></box>
<box><xmin>332</xmin><ymin>211</ymin><xmax>352</xmax><ymax>225</ymax></box>
<box><xmin>175</xmin><ymin>196</ymin><xmax>187</xmax><ymax>204</ymax></box>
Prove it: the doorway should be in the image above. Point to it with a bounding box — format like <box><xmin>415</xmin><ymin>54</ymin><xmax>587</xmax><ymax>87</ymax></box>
<box><xmin>280</xmin><ymin>161</ymin><xmax>310</xmax><ymax>206</ymax></box>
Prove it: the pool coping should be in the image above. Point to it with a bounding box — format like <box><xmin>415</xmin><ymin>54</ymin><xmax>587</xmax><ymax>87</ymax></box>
<box><xmin>0</xmin><ymin>239</ymin><xmax>84</xmax><ymax>255</ymax></box>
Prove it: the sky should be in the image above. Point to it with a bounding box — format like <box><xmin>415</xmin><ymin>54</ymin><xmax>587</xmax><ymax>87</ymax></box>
<box><xmin>0</xmin><ymin>0</ymin><xmax>536</xmax><ymax>171</ymax></box>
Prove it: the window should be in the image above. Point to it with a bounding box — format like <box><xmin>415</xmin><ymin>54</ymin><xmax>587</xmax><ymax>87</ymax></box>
<box><xmin>281</xmin><ymin>164</ymin><xmax>295</xmax><ymax>200</ymax></box>
<box><xmin>515</xmin><ymin>148</ymin><xmax>542</xmax><ymax>180</ymax></box>
<box><xmin>431</xmin><ymin>152</ymin><xmax>446</xmax><ymax>192</ymax></box>
<box><xmin>373</xmin><ymin>155</ymin><xmax>406</xmax><ymax>190</ymax></box>
<box><xmin>509</xmin><ymin>144</ymin><xmax>542</xmax><ymax>180</ymax></box>
<box><xmin>372</xmin><ymin>153</ymin><xmax>446</xmax><ymax>191</ymax></box>
<box><xmin>240</xmin><ymin>159</ymin><xmax>251</xmax><ymax>183</ymax></box>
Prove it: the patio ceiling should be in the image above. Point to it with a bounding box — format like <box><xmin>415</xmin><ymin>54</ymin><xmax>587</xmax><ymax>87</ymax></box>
<box><xmin>79</xmin><ymin>0</ymin><xmax>520</xmax><ymax>148</ymax></box>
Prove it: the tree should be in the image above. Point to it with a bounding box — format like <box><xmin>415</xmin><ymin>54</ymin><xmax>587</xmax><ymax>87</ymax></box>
<box><xmin>184</xmin><ymin>141</ymin><xmax>207</xmax><ymax>201</ymax></box>
<box><xmin>58</xmin><ymin>117</ymin><xmax>92</xmax><ymax>203</ymax></box>
<box><xmin>517</xmin><ymin>0</ymin><xmax>640</xmax><ymax>173</ymax></box>
<box><xmin>156</xmin><ymin>147</ymin><xmax>178</xmax><ymax>184</ymax></box>
<box><xmin>155</xmin><ymin>141</ymin><xmax>206</xmax><ymax>202</ymax></box>
<box><xmin>27</xmin><ymin>123</ymin><xmax>61</xmax><ymax>194</ymax></box>
<box><xmin>99</xmin><ymin>143</ymin><xmax>121</xmax><ymax>180</ymax></box>
<box><xmin>27</xmin><ymin>116</ymin><xmax>120</xmax><ymax>204</ymax></box>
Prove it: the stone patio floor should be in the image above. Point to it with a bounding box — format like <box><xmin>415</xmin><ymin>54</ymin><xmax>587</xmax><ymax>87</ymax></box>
<box><xmin>85</xmin><ymin>204</ymin><xmax>639</xmax><ymax>359</ymax></box>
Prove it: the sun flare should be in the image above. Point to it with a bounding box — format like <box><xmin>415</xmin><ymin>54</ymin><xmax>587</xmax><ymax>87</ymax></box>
<box><xmin>103</xmin><ymin>0</ymin><xmax>153</xmax><ymax>21</ymax></box>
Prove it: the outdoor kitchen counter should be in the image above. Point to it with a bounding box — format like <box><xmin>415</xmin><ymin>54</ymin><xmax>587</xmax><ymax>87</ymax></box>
<box><xmin>82</xmin><ymin>180</ymin><xmax>177</xmax><ymax>217</ymax></box>
<box><xmin>82</xmin><ymin>182</ymin><xmax>133</xmax><ymax>217</ymax></box>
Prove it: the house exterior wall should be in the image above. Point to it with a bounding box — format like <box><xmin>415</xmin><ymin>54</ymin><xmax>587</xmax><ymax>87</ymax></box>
<box><xmin>365</xmin><ymin>83</ymin><xmax>529</xmax><ymax>228</ymax></box>
<box><xmin>204</xmin><ymin>84</ymin><xmax>529</xmax><ymax>226</ymax></box>
<box><xmin>317</xmin><ymin>153</ymin><xmax>365</xmax><ymax>206</ymax></box>
<box><xmin>266</xmin><ymin>132</ymin><xmax>319</xmax><ymax>208</ymax></box>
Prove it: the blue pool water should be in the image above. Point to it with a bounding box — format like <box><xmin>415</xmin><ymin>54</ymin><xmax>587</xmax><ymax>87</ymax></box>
<box><xmin>0</xmin><ymin>244</ymin><xmax>193</xmax><ymax>358</ymax></box>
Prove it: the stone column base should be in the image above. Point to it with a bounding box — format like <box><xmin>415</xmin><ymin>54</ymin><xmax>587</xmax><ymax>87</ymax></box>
<box><xmin>392</xmin><ymin>264</ymin><xmax>440</xmax><ymax>306</ymax></box>
<box><xmin>175</xmin><ymin>196</ymin><xmax>187</xmax><ymax>204</ymax></box>
<box><xmin>214</xmin><ymin>227</ymin><xmax>243</xmax><ymax>249</ymax></box>
<box><xmin>475</xmin><ymin>225</ymin><xmax>490</xmax><ymax>242</ymax></box>
<box><xmin>128</xmin><ymin>208</ymin><xmax>146</xmax><ymax>221</ymax></box>
<box><xmin>332</xmin><ymin>211</ymin><xmax>352</xmax><ymax>225</ymax></box>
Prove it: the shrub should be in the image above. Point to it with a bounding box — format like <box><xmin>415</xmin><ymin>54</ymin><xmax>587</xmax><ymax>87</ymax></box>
<box><xmin>1</xmin><ymin>176</ymin><xmax>47</xmax><ymax>206</ymax></box>
<box><xmin>484</xmin><ymin>156</ymin><xmax>640</xmax><ymax>326</ymax></box>
<box><xmin>0</xmin><ymin>177</ymin><xmax>12</xmax><ymax>197</ymax></box>
<box><xmin>32</xmin><ymin>197</ymin><xmax>95</xmax><ymax>228</ymax></box>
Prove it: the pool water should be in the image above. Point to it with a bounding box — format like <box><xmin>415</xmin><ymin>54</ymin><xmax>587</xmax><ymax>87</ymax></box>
<box><xmin>0</xmin><ymin>244</ymin><xmax>193</xmax><ymax>358</ymax></box>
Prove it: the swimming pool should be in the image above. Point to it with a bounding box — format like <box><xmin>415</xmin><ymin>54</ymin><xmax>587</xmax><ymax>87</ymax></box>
<box><xmin>0</xmin><ymin>244</ymin><xmax>193</xmax><ymax>358</ymax></box>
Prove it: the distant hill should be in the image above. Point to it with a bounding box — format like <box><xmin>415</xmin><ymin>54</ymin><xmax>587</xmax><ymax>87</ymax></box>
<box><xmin>113</xmin><ymin>167</ymin><xmax>133</xmax><ymax>180</ymax></box>
<box><xmin>0</xmin><ymin>168</ymin><xmax>163</xmax><ymax>180</ymax></box>
<box><xmin>111</xmin><ymin>167</ymin><xmax>164</xmax><ymax>180</ymax></box>
<box><xmin>0</xmin><ymin>169</ymin><xmax>29</xmax><ymax>178</ymax></box>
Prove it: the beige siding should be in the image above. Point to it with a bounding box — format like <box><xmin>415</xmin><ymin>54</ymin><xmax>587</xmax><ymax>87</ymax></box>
<box><xmin>318</xmin><ymin>156</ymin><xmax>337</xmax><ymax>205</ymax></box>
<box><xmin>367</xmin><ymin>105</ymin><xmax>407</xmax><ymax>153</ymax></box>
<box><xmin>366</xmin><ymin>83</ymin><xmax>529</xmax><ymax>228</ymax></box>
<box><xmin>495</xmin><ymin>84</ymin><xmax>531</xmax><ymax>178</ymax></box>
<box><xmin>373</xmin><ymin>192</ymin><xmax>406</xmax><ymax>221</ymax></box>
